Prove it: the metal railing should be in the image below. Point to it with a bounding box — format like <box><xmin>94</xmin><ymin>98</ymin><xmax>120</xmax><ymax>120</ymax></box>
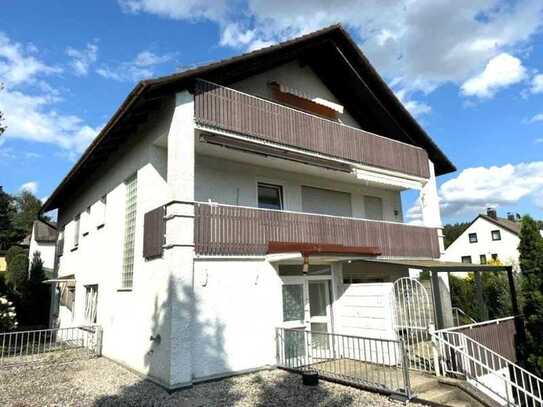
<box><xmin>433</xmin><ymin>330</ymin><xmax>543</xmax><ymax>406</ymax></box>
<box><xmin>275</xmin><ymin>327</ymin><xmax>411</xmax><ymax>400</ymax></box>
<box><xmin>0</xmin><ymin>325</ymin><xmax>102</xmax><ymax>368</ymax></box>
<box><xmin>452</xmin><ymin>307</ymin><xmax>477</xmax><ymax>327</ymax></box>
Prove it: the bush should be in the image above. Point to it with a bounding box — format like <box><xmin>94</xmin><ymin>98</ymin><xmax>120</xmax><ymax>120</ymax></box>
<box><xmin>5</xmin><ymin>246</ymin><xmax>26</xmax><ymax>266</ymax></box>
<box><xmin>6</xmin><ymin>254</ymin><xmax>28</xmax><ymax>291</ymax></box>
<box><xmin>0</xmin><ymin>295</ymin><xmax>18</xmax><ymax>331</ymax></box>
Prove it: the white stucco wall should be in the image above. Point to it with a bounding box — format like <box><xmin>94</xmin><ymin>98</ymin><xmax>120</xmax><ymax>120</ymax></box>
<box><xmin>443</xmin><ymin>217</ymin><xmax>521</xmax><ymax>271</ymax></box>
<box><xmin>55</xmin><ymin>99</ymin><xmax>173</xmax><ymax>384</ymax></box>
<box><xmin>191</xmin><ymin>259</ymin><xmax>283</xmax><ymax>381</ymax></box>
<box><xmin>230</xmin><ymin>60</ymin><xmax>361</xmax><ymax>128</ymax></box>
<box><xmin>195</xmin><ymin>154</ymin><xmax>403</xmax><ymax>222</ymax></box>
<box><xmin>28</xmin><ymin>233</ymin><xmax>56</xmax><ymax>272</ymax></box>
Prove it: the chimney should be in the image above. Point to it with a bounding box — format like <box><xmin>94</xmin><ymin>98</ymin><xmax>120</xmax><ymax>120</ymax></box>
<box><xmin>507</xmin><ymin>212</ymin><xmax>515</xmax><ymax>221</ymax></box>
<box><xmin>487</xmin><ymin>207</ymin><xmax>497</xmax><ymax>219</ymax></box>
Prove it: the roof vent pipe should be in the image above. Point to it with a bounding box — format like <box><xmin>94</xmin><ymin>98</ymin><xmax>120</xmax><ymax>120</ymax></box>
<box><xmin>487</xmin><ymin>207</ymin><xmax>497</xmax><ymax>219</ymax></box>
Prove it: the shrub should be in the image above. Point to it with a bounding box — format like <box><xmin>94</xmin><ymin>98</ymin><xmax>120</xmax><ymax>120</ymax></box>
<box><xmin>0</xmin><ymin>295</ymin><xmax>18</xmax><ymax>331</ymax></box>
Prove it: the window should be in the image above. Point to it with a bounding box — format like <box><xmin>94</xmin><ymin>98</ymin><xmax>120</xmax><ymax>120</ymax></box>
<box><xmin>469</xmin><ymin>233</ymin><xmax>478</xmax><ymax>243</ymax></box>
<box><xmin>282</xmin><ymin>284</ymin><xmax>304</xmax><ymax>322</ymax></box>
<box><xmin>96</xmin><ymin>195</ymin><xmax>107</xmax><ymax>228</ymax></box>
<box><xmin>461</xmin><ymin>256</ymin><xmax>472</xmax><ymax>264</ymax></box>
<box><xmin>84</xmin><ymin>285</ymin><xmax>98</xmax><ymax>324</ymax></box>
<box><xmin>480</xmin><ymin>254</ymin><xmax>487</xmax><ymax>264</ymax></box>
<box><xmin>82</xmin><ymin>206</ymin><xmax>91</xmax><ymax>236</ymax></box>
<box><xmin>301</xmin><ymin>186</ymin><xmax>352</xmax><ymax>217</ymax></box>
<box><xmin>257</xmin><ymin>183</ymin><xmax>283</xmax><ymax>210</ymax></box>
<box><xmin>364</xmin><ymin>196</ymin><xmax>384</xmax><ymax>221</ymax></box>
<box><xmin>73</xmin><ymin>214</ymin><xmax>80</xmax><ymax>248</ymax></box>
<box><xmin>121</xmin><ymin>175</ymin><xmax>138</xmax><ymax>289</ymax></box>
<box><xmin>491</xmin><ymin>230</ymin><xmax>501</xmax><ymax>241</ymax></box>
<box><xmin>491</xmin><ymin>253</ymin><xmax>499</xmax><ymax>261</ymax></box>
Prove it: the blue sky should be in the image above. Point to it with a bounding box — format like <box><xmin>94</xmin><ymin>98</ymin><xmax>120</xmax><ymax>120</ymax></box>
<box><xmin>1</xmin><ymin>0</ymin><xmax>543</xmax><ymax>224</ymax></box>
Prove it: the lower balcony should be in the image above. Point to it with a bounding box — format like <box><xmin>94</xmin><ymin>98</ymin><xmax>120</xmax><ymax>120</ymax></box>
<box><xmin>193</xmin><ymin>202</ymin><xmax>440</xmax><ymax>258</ymax></box>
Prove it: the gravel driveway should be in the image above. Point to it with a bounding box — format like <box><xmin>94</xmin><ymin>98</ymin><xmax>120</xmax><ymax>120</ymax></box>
<box><xmin>0</xmin><ymin>357</ymin><xmax>417</xmax><ymax>406</ymax></box>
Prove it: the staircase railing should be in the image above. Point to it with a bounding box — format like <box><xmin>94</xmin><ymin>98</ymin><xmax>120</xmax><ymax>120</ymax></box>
<box><xmin>451</xmin><ymin>307</ymin><xmax>477</xmax><ymax>327</ymax></box>
<box><xmin>432</xmin><ymin>330</ymin><xmax>543</xmax><ymax>406</ymax></box>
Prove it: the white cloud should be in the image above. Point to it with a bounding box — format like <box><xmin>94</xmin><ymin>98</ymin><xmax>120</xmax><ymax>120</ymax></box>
<box><xmin>461</xmin><ymin>53</ymin><xmax>527</xmax><ymax>98</ymax></box>
<box><xmin>19</xmin><ymin>181</ymin><xmax>38</xmax><ymax>194</ymax></box>
<box><xmin>395</xmin><ymin>88</ymin><xmax>432</xmax><ymax>117</ymax></box>
<box><xmin>531</xmin><ymin>73</ymin><xmax>543</xmax><ymax>94</ymax></box>
<box><xmin>535</xmin><ymin>138</ymin><xmax>543</xmax><ymax>143</ymax></box>
<box><xmin>439</xmin><ymin>161</ymin><xmax>543</xmax><ymax>217</ymax></box>
<box><xmin>97</xmin><ymin>50</ymin><xmax>173</xmax><ymax>82</ymax></box>
<box><xmin>406</xmin><ymin>197</ymin><xmax>423</xmax><ymax>225</ymax></box>
<box><xmin>0</xmin><ymin>32</ymin><xmax>60</xmax><ymax>85</ymax></box>
<box><xmin>529</xmin><ymin>113</ymin><xmax>543</xmax><ymax>123</ymax></box>
<box><xmin>0</xmin><ymin>33</ymin><xmax>99</xmax><ymax>154</ymax></box>
<box><xmin>117</xmin><ymin>0</ymin><xmax>543</xmax><ymax>96</ymax></box>
<box><xmin>66</xmin><ymin>42</ymin><xmax>98</xmax><ymax>76</ymax></box>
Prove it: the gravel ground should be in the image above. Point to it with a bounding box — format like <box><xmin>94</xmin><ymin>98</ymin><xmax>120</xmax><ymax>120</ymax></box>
<box><xmin>0</xmin><ymin>356</ymin><xmax>418</xmax><ymax>406</ymax></box>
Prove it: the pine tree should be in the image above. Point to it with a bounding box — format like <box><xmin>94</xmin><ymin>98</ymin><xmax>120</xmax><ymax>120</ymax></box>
<box><xmin>518</xmin><ymin>215</ymin><xmax>543</xmax><ymax>376</ymax></box>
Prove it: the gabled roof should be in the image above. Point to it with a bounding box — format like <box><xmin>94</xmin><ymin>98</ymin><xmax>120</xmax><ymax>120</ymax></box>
<box><xmin>477</xmin><ymin>214</ymin><xmax>522</xmax><ymax>236</ymax></box>
<box><xmin>41</xmin><ymin>24</ymin><xmax>455</xmax><ymax>213</ymax></box>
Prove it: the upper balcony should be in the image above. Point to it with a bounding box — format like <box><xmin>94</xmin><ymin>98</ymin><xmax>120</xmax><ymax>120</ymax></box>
<box><xmin>193</xmin><ymin>79</ymin><xmax>431</xmax><ymax>180</ymax></box>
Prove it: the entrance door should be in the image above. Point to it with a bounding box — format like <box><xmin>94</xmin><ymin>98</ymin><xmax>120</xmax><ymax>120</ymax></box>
<box><xmin>281</xmin><ymin>276</ymin><xmax>333</xmax><ymax>364</ymax></box>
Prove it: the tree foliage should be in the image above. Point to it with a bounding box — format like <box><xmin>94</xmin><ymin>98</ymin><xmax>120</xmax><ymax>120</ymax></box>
<box><xmin>6</xmin><ymin>253</ymin><xmax>28</xmax><ymax>291</ymax></box>
<box><xmin>0</xmin><ymin>187</ymin><xmax>16</xmax><ymax>250</ymax></box>
<box><xmin>443</xmin><ymin>222</ymin><xmax>470</xmax><ymax>248</ymax></box>
<box><xmin>518</xmin><ymin>215</ymin><xmax>543</xmax><ymax>376</ymax></box>
<box><xmin>12</xmin><ymin>190</ymin><xmax>44</xmax><ymax>235</ymax></box>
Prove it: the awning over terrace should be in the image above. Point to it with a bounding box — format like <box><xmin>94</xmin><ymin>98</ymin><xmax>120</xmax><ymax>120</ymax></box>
<box><xmin>358</xmin><ymin>258</ymin><xmax>519</xmax><ymax>332</ymax></box>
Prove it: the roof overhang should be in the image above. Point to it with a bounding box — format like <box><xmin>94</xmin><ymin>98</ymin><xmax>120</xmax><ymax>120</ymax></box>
<box><xmin>357</xmin><ymin>258</ymin><xmax>513</xmax><ymax>273</ymax></box>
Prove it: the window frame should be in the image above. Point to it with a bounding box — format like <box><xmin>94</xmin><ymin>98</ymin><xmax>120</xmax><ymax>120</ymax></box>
<box><xmin>120</xmin><ymin>174</ymin><xmax>138</xmax><ymax>290</ymax></box>
<box><xmin>97</xmin><ymin>194</ymin><xmax>107</xmax><ymax>229</ymax></box>
<box><xmin>468</xmin><ymin>233</ymin><xmax>478</xmax><ymax>243</ymax></box>
<box><xmin>257</xmin><ymin>182</ymin><xmax>284</xmax><ymax>211</ymax></box>
<box><xmin>491</xmin><ymin>230</ymin><xmax>502</xmax><ymax>241</ymax></box>
<box><xmin>73</xmin><ymin>214</ymin><xmax>80</xmax><ymax>249</ymax></box>
<box><xmin>461</xmin><ymin>255</ymin><xmax>472</xmax><ymax>264</ymax></box>
<box><xmin>491</xmin><ymin>253</ymin><xmax>499</xmax><ymax>261</ymax></box>
<box><xmin>480</xmin><ymin>254</ymin><xmax>487</xmax><ymax>264</ymax></box>
<box><xmin>84</xmin><ymin>285</ymin><xmax>99</xmax><ymax>324</ymax></box>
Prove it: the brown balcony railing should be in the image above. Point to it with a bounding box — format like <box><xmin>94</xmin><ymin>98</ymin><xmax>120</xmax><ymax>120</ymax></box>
<box><xmin>194</xmin><ymin>79</ymin><xmax>430</xmax><ymax>179</ymax></box>
<box><xmin>194</xmin><ymin>203</ymin><xmax>440</xmax><ymax>258</ymax></box>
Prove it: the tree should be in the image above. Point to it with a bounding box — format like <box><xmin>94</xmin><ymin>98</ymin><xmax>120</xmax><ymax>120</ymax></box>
<box><xmin>5</xmin><ymin>246</ymin><xmax>26</xmax><ymax>265</ymax></box>
<box><xmin>6</xmin><ymin>253</ymin><xmax>28</xmax><ymax>291</ymax></box>
<box><xmin>443</xmin><ymin>222</ymin><xmax>470</xmax><ymax>248</ymax></box>
<box><xmin>12</xmin><ymin>190</ymin><xmax>44</xmax><ymax>235</ymax></box>
<box><xmin>0</xmin><ymin>187</ymin><xmax>16</xmax><ymax>250</ymax></box>
<box><xmin>18</xmin><ymin>251</ymin><xmax>50</xmax><ymax>327</ymax></box>
<box><xmin>518</xmin><ymin>215</ymin><xmax>543</xmax><ymax>376</ymax></box>
<box><xmin>28</xmin><ymin>251</ymin><xmax>44</xmax><ymax>284</ymax></box>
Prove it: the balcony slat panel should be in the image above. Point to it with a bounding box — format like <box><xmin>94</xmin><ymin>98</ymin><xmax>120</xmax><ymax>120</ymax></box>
<box><xmin>194</xmin><ymin>203</ymin><xmax>440</xmax><ymax>258</ymax></box>
<box><xmin>194</xmin><ymin>80</ymin><xmax>430</xmax><ymax>179</ymax></box>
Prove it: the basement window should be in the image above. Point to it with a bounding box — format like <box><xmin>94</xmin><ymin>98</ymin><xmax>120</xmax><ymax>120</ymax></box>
<box><xmin>480</xmin><ymin>254</ymin><xmax>487</xmax><ymax>264</ymax></box>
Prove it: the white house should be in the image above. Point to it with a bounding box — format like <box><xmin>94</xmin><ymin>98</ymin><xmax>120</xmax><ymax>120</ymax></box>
<box><xmin>40</xmin><ymin>26</ymin><xmax>460</xmax><ymax>391</ymax></box>
<box><xmin>27</xmin><ymin>219</ymin><xmax>58</xmax><ymax>275</ymax></box>
<box><xmin>443</xmin><ymin>208</ymin><xmax>534</xmax><ymax>272</ymax></box>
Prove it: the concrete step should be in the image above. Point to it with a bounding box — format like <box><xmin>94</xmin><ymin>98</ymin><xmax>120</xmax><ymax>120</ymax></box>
<box><xmin>413</xmin><ymin>376</ymin><xmax>488</xmax><ymax>407</ymax></box>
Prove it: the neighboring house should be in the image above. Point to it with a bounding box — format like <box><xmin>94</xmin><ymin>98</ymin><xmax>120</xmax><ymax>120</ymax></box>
<box><xmin>442</xmin><ymin>208</ymin><xmax>539</xmax><ymax>272</ymax></box>
<box><xmin>41</xmin><ymin>26</ymin><xmax>457</xmax><ymax>390</ymax></box>
<box><xmin>27</xmin><ymin>219</ymin><xmax>58</xmax><ymax>276</ymax></box>
<box><xmin>0</xmin><ymin>250</ymin><xmax>6</xmax><ymax>274</ymax></box>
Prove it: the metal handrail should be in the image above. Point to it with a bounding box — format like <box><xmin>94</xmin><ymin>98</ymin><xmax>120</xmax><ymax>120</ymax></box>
<box><xmin>275</xmin><ymin>327</ymin><xmax>412</xmax><ymax>400</ymax></box>
<box><xmin>433</xmin><ymin>331</ymin><xmax>543</xmax><ymax>406</ymax></box>
<box><xmin>451</xmin><ymin>307</ymin><xmax>477</xmax><ymax>327</ymax></box>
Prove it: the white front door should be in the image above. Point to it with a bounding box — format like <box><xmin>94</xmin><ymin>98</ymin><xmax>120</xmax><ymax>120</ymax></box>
<box><xmin>281</xmin><ymin>276</ymin><xmax>333</xmax><ymax>360</ymax></box>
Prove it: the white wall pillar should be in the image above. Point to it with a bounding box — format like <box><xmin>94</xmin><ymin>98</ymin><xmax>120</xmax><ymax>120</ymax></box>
<box><xmin>420</xmin><ymin>160</ymin><xmax>444</xmax><ymax>255</ymax></box>
<box><xmin>163</xmin><ymin>91</ymin><xmax>195</xmax><ymax>388</ymax></box>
